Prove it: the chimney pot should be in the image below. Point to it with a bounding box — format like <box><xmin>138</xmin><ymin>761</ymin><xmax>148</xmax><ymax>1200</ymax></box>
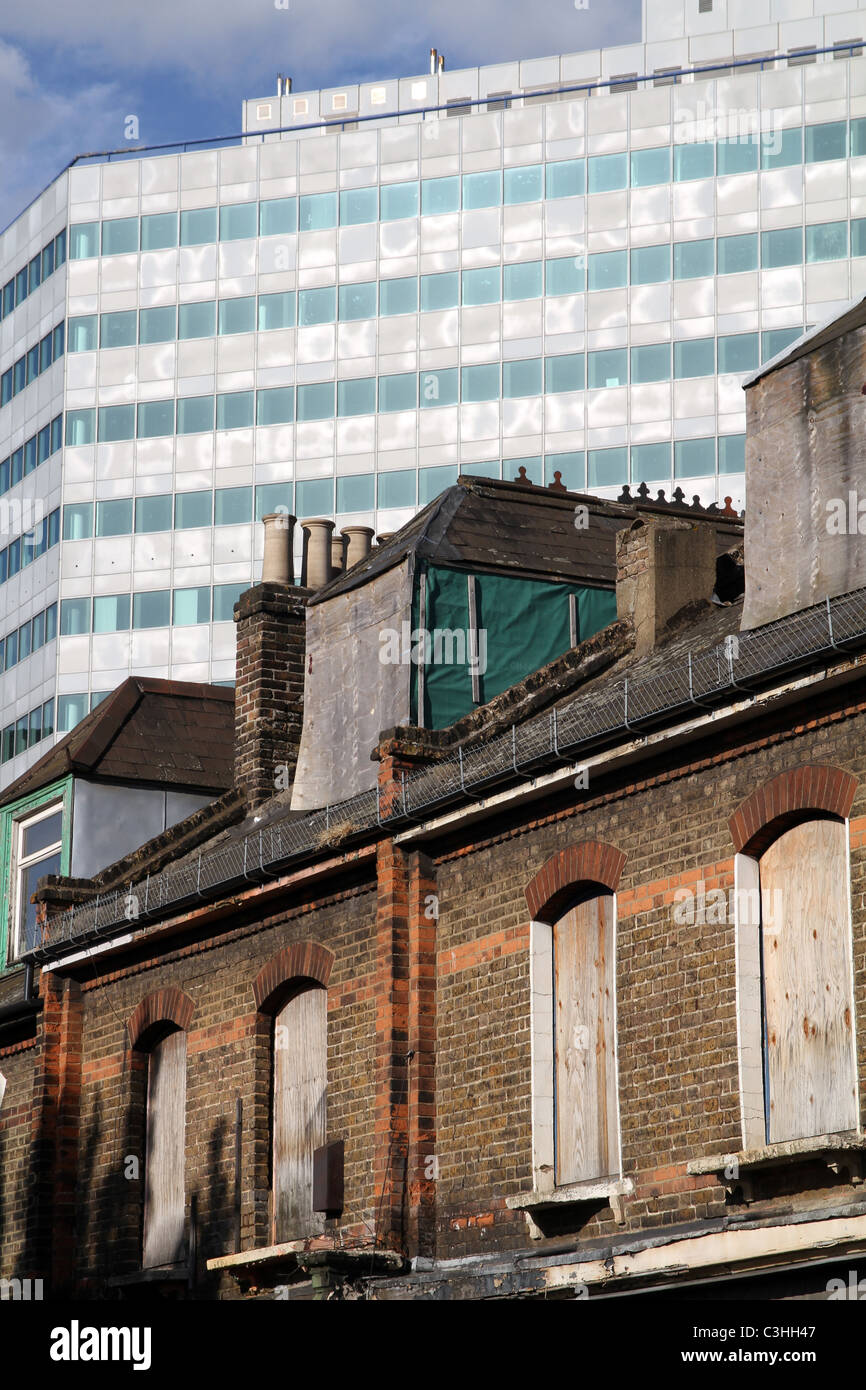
<box><xmin>341</xmin><ymin>525</ymin><xmax>375</xmax><ymax>570</ymax></box>
<box><xmin>261</xmin><ymin>511</ymin><xmax>296</xmax><ymax>584</ymax></box>
<box><xmin>303</xmin><ymin>517</ymin><xmax>335</xmax><ymax>588</ymax></box>
<box><xmin>330</xmin><ymin>531</ymin><xmax>347</xmax><ymax>575</ymax></box>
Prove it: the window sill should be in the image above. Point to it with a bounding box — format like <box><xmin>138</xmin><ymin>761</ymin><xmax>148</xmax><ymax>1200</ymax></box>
<box><xmin>207</xmin><ymin>1242</ymin><xmax>405</xmax><ymax>1290</ymax></box>
<box><xmin>108</xmin><ymin>1263</ymin><xmax>189</xmax><ymax>1289</ymax></box>
<box><xmin>687</xmin><ymin>1130</ymin><xmax>866</xmax><ymax>1201</ymax></box>
<box><xmin>507</xmin><ymin>1178</ymin><xmax>633</xmax><ymax>1236</ymax></box>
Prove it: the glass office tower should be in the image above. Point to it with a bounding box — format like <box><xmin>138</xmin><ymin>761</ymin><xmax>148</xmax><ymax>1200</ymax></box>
<box><xmin>1</xmin><ymin>0</ymin><xmax>865</xmax><ymax>786</ymax></box>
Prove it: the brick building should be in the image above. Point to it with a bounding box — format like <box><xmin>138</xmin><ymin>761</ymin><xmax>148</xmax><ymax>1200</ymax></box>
<box><xmin>3</xmin><ymin>304</ymin><xmax>866</xmax><ymax>1300</ymax></box>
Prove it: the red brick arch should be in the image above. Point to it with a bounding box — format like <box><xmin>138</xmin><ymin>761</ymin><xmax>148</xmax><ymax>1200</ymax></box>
<box><xmin>729</xmin><ymin>764</ymin><xmax>858</xmax><ymax>857</ymax></box>
<box><xmin>526</xmin><ymin>841</ymin><xmax>627</xmax><ymax>924</ymax></box>
<box><xmin>127</xmin><ymin>987</ymin><xmax>194</xmax><ymax>1048</ymax></box>
<box><xmin>252</xmin><ymin>941</ymin><xmax>335</xmax><ymax>1015</ymax></box>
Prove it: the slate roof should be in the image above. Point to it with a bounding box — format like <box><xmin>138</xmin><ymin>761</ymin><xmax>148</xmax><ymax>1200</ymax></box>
<box><xmin>0</xmin><ymin>677</ymin><xmax>235</xmax><ymax>808</ymax></box>
<box><xmin>743</xmin><ymin>291</ymin><xmax>866</xmax><ymax>388</ymax></box>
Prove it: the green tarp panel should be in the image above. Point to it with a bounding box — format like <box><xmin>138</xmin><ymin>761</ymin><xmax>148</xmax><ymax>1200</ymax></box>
<box><xmin>411</xmin><ymin>563</ymin><xmax>617</xmax><ymax>729</ymax></box>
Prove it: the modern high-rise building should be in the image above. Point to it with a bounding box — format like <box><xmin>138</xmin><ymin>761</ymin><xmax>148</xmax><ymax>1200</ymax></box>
<box><xmin>1</xmin><ymin>0</ymin><xmax>865</xmax><ymax>788</ymax></box>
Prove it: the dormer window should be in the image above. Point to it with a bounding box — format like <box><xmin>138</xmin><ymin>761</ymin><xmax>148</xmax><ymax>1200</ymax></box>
<box><xmin>11</xmin><ymin>803</ymin><xmax>62</xmax><ymax>958</ymax></box>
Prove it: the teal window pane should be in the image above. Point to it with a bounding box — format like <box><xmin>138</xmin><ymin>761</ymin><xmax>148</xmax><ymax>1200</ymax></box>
<box><xmin>141</xmin><ymin>212</ymin><xmax>177</xmax><ymax>250</ymax></box>
<box><xmin>93</xmin><ymin>593</ymin><xmax>130</xmax><ymax>633</ymax></box>
<box><xmin>630</xmin><ymin>244</ymin><xmax>670</xmax><ymax>285</ymax></box>
<box><xmin>853</xmin><ymin>117</ymin><xmax>866</xmax><ymax>158</ymax></box>
<box><xmin>719</xmin><ymin>434</ymin><xmax>746</xmax><ymax>474</ymax></box>
<box><xmin>805</xmin><ymin>221</ymin><xmax>848</xmax><ymax>262</ymax></box>
<box><xmin>176</xmin><ymin>395</ymin><xmax>215</xmax><ymax>435</ymax></box>
<box><xmin>298</xmin><ymin>286</ymin><xmax>336</xmax><ymax>326</ymax></box>
<box><xmin>173</xmin><ymin>586</ymin><xmax>211</xmax><ymax>625</ymax></box>
<box><xmin>380</xmin><ymin>182</ymin><xmax>419</xmax><ymax>221</ymax></box>
<box><xmin>853</xmin><ymin>218</ymin><xmax>866</xmax><ymax>257</ymax></box>
<box><xmin>256</xmin><ymin>386</ymin><xmax>294</xmax><ymax>425</ymax></box>
<box><xmin>461</xmin><ymin>363</ymin><xmax>500</xmax><ymax>402</ymax></box>
<box><xmin>377</xmin><ymin>470</ymin><xmax>416</xmax><ymax>508</ymax></box>
<box><xmin>70</xmin><ymin>223</ymin><xmax>99</xmax><ymax>259</ymax></box>
<box><xmin>462</xmin><ymin>266</ymin><xmax>500</xmax><ymax>306</ymax></box>
<box><xmin>420</xmin><ymin>272</ymin><xmax>459</xmax><ymax>311</ymax></box>
<box><xmin>32</xmin><ymin>610</ymin><xmax>45</xmax><ymax>649</ymax></box>
<box><xmin>215</xmin><ymin>486</ymin><xmax>252</xmax><ymax>525</ymax></box>
<box><xmin>503</xmin><ymin>261</ymin><xmax>542</xmax><ymax>300</ymax></box>
<box><xmin>132</xmin><ymin>590</ymin><xmax>170</xmax><ymax>628</ymax></box>
<box><xmin>588</xmin><ymin>349</ymin><xmax>627</xmax><ymax>388</ymax></box>
<box><xmin>60</xmin><ymin>598</ymin><xmax>91</xmax><ymax>635</ymax></box>
<box><xmin>546</xmin><ymin>256</ymin><xmax>585</xmax><ymax>295</ymax></box>
<box><xmin>674</xmin><ymin>239</ymin><xmax>714</xmax><ymax>279</ymax></box>
<box><xmin>218</xmin><ymin>296</ymin><xmax>255</xmax><ymax>334</ymax></box>
<box><xmin>673</xmin><ymin>142</ymin><xmax>714</xmax><ymax>181</ymax></box>
<box><xmin>419</xmin><ymin>465</ymin><xmax>458</xmax><ymax>504</ymax></box>
<box><xmin>631</xmin><ymin>442</ymin><xmax>671</xmax><ymax>481</ymax></box>
<box><xmin>216</xmin><ymin>391</ymin><xmax>254</xmax><ymax>430</ymax></box>
<box><xmin>135</xmin><ymin>494</ymin><xmax>172</xmax><ymax>532</ymax></box>
<box><xmin>90</xmin><ymin>691</ymin><xmax>110</xmax><ymax>712</ymax></box>
<box><xmin>761</xmin><ymin>226</ymin><xmax>803</xmax><ymax>267</ymax></box>
<box><xmin>505</xmin><ymin>456</ymin><xmax>541</xmax><ymax>485</ymax></box>
<box><xmin>419</xmin><ymin>368</ymin><xmax>458</xmax><ymax>407</ymax></box>
<box><xmin>174</xmin><ymin>491</ymin><xmax>213</xmax><ymax>529</ymax></box>
<box><xmin>762</xmin><ymin>326</ymin><xmax>802</xmax><ymax>360</ymax></box>
<box><xmin>213</xmin><ymin>583</ymin><xmax>246</xmax><ymax>622</ymax></box>
<box><xmin>98</xmin><ymin>405</ymin><xmax>135</xmax><ymax>442</ymax></box>
<box><xmin>462</xmin><ymin>170</ymin><xmax>501</xmax><ymax>209</ymax></box>
<box><xmin>139</xmin><ymin>305</ymin><xmax>176</xmax><ymax>344</ymax></box>
<box><xmin>717</xmin><ymin>233</ymin><xmax>758</xmax><ymax>274</ymax></box>
<box><xmin>179</xmin><ymin>207</ymin><xmax>217</xmax><ymax>246</ymax></box>
<box><xmin>137</xmin><ymin>399</ymin><xmax>174</xmax><ymax>438</ymax></box>
<box><xmin>299</xmin><ymin>192</ymin><xmax>337</xmax><ymax>231</ymax></box>
<box><xmin>57</xmin><ymin>694</ymin><xmax>88</xmax><ymax>731</ymax></box>
<box><xmin>588</xmin><ymin>251</ymin><xmax>626</xmax><ymax>291</ymax></box>
<box><xmin>296</xmin><ymin>478</ymin><xmax>334</xmax><ymax>516</ymax></box>
<box><xmin>544</xmin><ymin>451</ymin><xmax>584</xmax><ymax>490</ymax></box>
<box><xmin>219</xmin><ymin>203</ymin><xmax>257</xmax><ymax>241</ymax></box>
<box><xmin>259</xmin><ymin>197</ymin><xmax>297</xmax><ymax>236</ymax></box>
<box><xmin>804</xmin><ymin>121</ymin><xmax>847</xmax><ymax>163</ymax></box>
<box><xmin>588</xmin><ymin>447</ymin><xmax>627</xmax><ymax>487</ymax></box>
<box><xmin>761</xmin><ymin>126</ymin><xmax>803</xmax><ymax>169</ymax></box>
<box><xmin>588</xmin><ymin>153</ymin><xmax>627</xmax><ymax>193</ymax></box>
<box><xmin>258</xmin><ymin>291</ymin><xmax>295</xmax><ymax>330</ymax></box>
<box><xmin>95</xmin><ymin>498</ymin><xmax>133</xmax><ymax>537</ymax></box>
<box><xmin>503</xmin><ymin>165</ymin><xmax>543</xmax><ymax>204</ymax></box>
<box><xmin>68</xmin><ymin>316</ymin><xmax>97</xmax><ymax>352</ymax></box>
<box><xmin>336</xmin><ymin>474</ymin><xmax>374</xmax><ymax>511</ymax></box>
<box><xmin>101</xmin><ymin>217</ymin><xmax>139</xmax><ymax>255</ymax></box>
<box><xmin>255</xmin><ymin>483</ymin><xmax>293</xmax><ymax>521</ymax></box>
<box><xmin>337</xmin><ymin>377</ymin><xmax>376</xmax><ymax>416</ymax></box>
<box><xmin>545</xmin><ymin>159</ymin><xmax>585</xmax><ymax>198</ymax></box>
<box><xmin>339</xmin><ymin>187</ymin><xmax>377</xmax><ymax>225</ymax></box>
<box><xmin>630</xmin><ymin>343</ymin><xmax>670</xmax><ymax>383</ymax></box>
<box><xmin>718</xmin><ymin>333</ymin><xmax>759</xmax><ymax>373</ymax></box>
<box><xmin>674</xmin><ymin>438</ymin><xmax>716</xmax><ymax>478</ymax></box>
<box><xmin>178</xmin><ymin>300</ymin><xmax>216</xmax><ymax>339</ymax></box>
<box><xmin>338</xmin><ymin>281</ymin><xmax>377</xmax><ymax>320</ymax></box>
<box><xmin>379</xmin><ymin>373</ymin><xmax>417</xmax><ymax>412</ymax></box>
<box><xmin>502</xmin><ymin>358</ymin><xmax>542</xmax><ymax>398</ymax></box>
<box><xmin>674</xmin><ymin>337</ymin><xmax>715</xmax><ymax>378</ymax></box>
<box><xmin>630</xmin><ymin>147</ymin><xmax>671</xmax><ymax>187</ymax></box>
<box><xmin>544</xmin><ymin>354</ymin><xmax>584</xmax><ymax>394</ymax></box>
<box><xmin>65</xmin><ymin>409</ymin><xmax>95</xmax><ymax>446</ymax></box>
<box><xmin>379</xmin><ymin>277</ymin><xmax>417</xmax><ymax>315</ymax></box>
<box><xmin>297</xmin><ymin>382</ymin><xmax>335</xmax><ymax>420</ymax></box>
<box><xmin>422</xmin><ymin>176</ymin><xmax>460</xmax><ymax>215</ymax></box>
<box><xmin>62</xmin><ymin>503</ymin><xmax>92</xmax><ymax>540</ymax></box>
<box><xmin>717</xmin><ymin>137</ymin><xmax>759</xmax><ymax>174</ymax></box>
<box><xmin>100</xmin><ymin>310</ymin><xmax>137</xmax><ymax>349</ymax></box>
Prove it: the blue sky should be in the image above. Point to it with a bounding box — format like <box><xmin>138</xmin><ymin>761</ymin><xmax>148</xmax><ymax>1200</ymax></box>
<box><xmin>0</xmin><ymin>0</ymin><xmax>641</xmax><ymax>223</ymax></box>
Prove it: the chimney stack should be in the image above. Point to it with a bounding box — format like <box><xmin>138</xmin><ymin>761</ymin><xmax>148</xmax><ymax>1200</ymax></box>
<box><xmin>303</xmin><ymin>518</ymin><xmax>335</xmax><ymax>588</ymax></box>
<box><xmin>341</xmin><ymin>525</ymin><xmax>375</xmax><ymax>570</ymax></box>
<box><xmin>616</xmin><ymin>517</ymin><xmax>716</xmax><ymax>656</ymax></box>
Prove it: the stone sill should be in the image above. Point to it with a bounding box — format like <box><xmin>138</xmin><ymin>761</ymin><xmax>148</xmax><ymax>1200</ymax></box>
<box><xmin>688</xmin><ymin>1131</ymin><xmax>866</xmax><ymax>1200</ymax></box>
<box><xmin>207</xmin><ymin>1243</ymin><xmax>405</xmax><ymax>1278</ymax></box>
<box><xmin>507</xmin><ymin>1178</ymin><xmax>633</xmax><ymax>1235</ymax></box>
<box><xmin>108</xmin><ymin>1263</ymin><xmax>188</xmax><ymax>1288</ymax></box>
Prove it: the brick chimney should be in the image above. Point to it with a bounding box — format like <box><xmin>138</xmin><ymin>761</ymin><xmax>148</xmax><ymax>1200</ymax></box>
<box><xmin>234</xmin><ymin>514</ymin><xmax>311</xmax><ymax>809</ymax></box>
<box><xmin>616</xmin><ymin>516</ymin><xmax>717</xmax><ymax>656</ymax></box>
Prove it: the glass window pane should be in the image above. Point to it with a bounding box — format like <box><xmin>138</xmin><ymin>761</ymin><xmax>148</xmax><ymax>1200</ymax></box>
<box><xmin>57</xmin><ymin>694</ymin><xmax>87</xmax><ymax>732</ymax></box>
<box><xmin>544</xmin><ymin>354</ymin><xmax>584</xmax><ymax>393</ymax></box>
<box><xmin>630</xmin><ymin>147</ymin><xmax>671</xmax><ymax>187</ymax></box>
<box><xmin>420</xmin><ymin>272</ymin><xmax>459</xmax><ymax>311</ymax></box>
<box><xmin>804</xmin><ymin>121</ymin><xmax>847</xmax><ymax>163</ymax></box>
<box><xmin>259</xmin><ymin>197</ymin><xmax>297</xmax><ymax>236</ymax></box>
<box><xmin>135</xmin><ymin>494</ymin><xmax>172</xmax><ymax>532</ymax></box>
<box><xmin>69</xmin><ymin>223</ymin><xmax>99</xmax><ymax>259</ymax></box>
<box><xmin>180</xmin><ymin>207</ymin><xmax>217</xmax><ymax>246</ymax></box>
<box><xmin>298</xmin><ymin>192</ymin><xmax>337</xmax><ymax>231</ymax></box>
<box><xmin>174</xmin><ymin>491</ymin><xmax>213</xmax><ymax>529</ymax></box>
<box><xmin>853</xmin><ymin>218</ymin><xmax>866</xmax><ymax>257</ymax></box>
<box><xmin>173</xmin><ymin>587</ymin><xmax>211</xmax><ymax>625</ymax></box>
<box><xmin>100</xmin><ymin>310</ymin><xmax>137</xmax><ymax>349</ymax></box>
<box><xmin>141</xmin><ymin>212</ymin><xmax>178</xmax><ymax>250</ymax></box>
<box><xmin>674</xmin><ymin>239</ymin><xmax>714</xmax><ymax>280</ymax></box>
<box><xmin>674</xmin><ymin>437</ymin><xmax>716</xmax><ymax>478</ymax></box>
<box><xmin>102</xmin><ymin>218</ymin><xmax>139</xmax><ymax>255</ymax></box>
<box><xmin>462</xmin><ymin>266</ymin><xmax>500</xmax><ymax>306</ymax></box>
<box><xmin>39</xmin><ymin>334</ymin><xmax>53</xmax><ymax>373</ymax></box>
<box><xmin>338</xmin><ymin>282</ymin><xmax>377</xmax><ymax>320</ymax></box>
<box><xmin>31</xmin><ymin>610</ymin><xmax>45</xmax><ymax>650</ymax></box>
<box><xmin>258</xmin><ymin>291</ymin><xmax>295</xmax><ymax>330</ymax></box>
<box><xmin>256</xmin><ymin>386</ymin><xmax>294</xmax><ymax>425</ymax></box>
<box><xmin>588</xmin><ymin>153</ymin><xmax>628</xmax><ymax>193</ymax></box>
<box><xmin>544</xmin><ymin>451</ymin><xmax>584</xmax><ymax>490</ymax></box>
<box><xmin>761</xmin><ymin>126</ymin><xmax>803</xmax><ymax>170</ymax></box>
<box><xmin>761</xmin><ymin>326</ymin><xmax>802</xmax><ymax>360</ymax></box>
<box><xmin>178</xmin><ymin>300</ymin><xmax>216</xmax><ymax>339</ymax></box>
<box><xmin>422</xmin><ymin>176</ymin><xmax>460</xmax><ymax>215</ymax></box>
<box><xmin>462</xmin><ymin>170</ymin><xmax>501</xmax><ymax>209</ymax></box>
<box><xmin>219</xmin><ymin>203</ymin><xmax>257</xmax><ymax>241</ymax></box>
<box><xmin>137</xmin><ymin>399</ymin><xmax>174</xmax><ymax>439</ymax></box>
<box><xmin>545</xmin><ymin>159</ymin><xmax>584</xmax><ymax>198</ymax></box>
<box><xmin>139</xmin><ymin>305</ymin><xmax>176</xmax><ymax>344</ymax></box>
<box><xmin>213</xmin><ymin>583</ymin><xmax>246</xmax><ymax>622</ymax></box>
<box><xmin>588</xmin><ymin>251</ymin><xmax>627</xmax><ymax>291</ymax></box>
<box><xmin>216</xmin><ymin>391</ymin><xmax>254</xmax><ymax>430</ymax></box>
<box><xmin>218</xmin><ymin>297</ymin><xmax>255</xmax><ymax>335</ymax></box>
<box><xmin>93</xmin><ymin>593</ymin><xmax>131</xmax><ymax>632</ymax></box>
<box><xmin>296</xmin><ymin>478</ymin><xmax>334</xmax><ymax>517</ymax></box>
<box><xmin>461</xmin><ymin>364</ymin><xmax>500</xmax><ymax>402</ymax></box>
<box><xmin>60</xmin><ymin>597</ymin><xmax>90</xmax><ymax>635</ymax></box>
<box><xmin>63</xmin><ymin>502</ymin><xmax>92</xmax><ymax>540</ymax></box>
<box><xmin>27</xmin><ymin>254</ymin><xmax>41</xmax><ymax>292</ymax></box>
<box><xmin>630</xmin><ymin>343</ymin><xmax>670</xmax><ymax>383</ymax></box>
<box><xmin>337</xmin><ymin>377</ymin><xmax>376</xmax><ymax>416</ymax></box>
<box><xmin>55</xmin><ymin>229</ymin><xmax>67</xmax><ymax>266</ymax></box>
<box><xmin>255</xmin><ymin>483</ymin><xmax>293</xmax><ymax>521</ymax></box>
<box><xmin>630</xmin><ymin>244</ymin><xmax>670</xmax><ymax>285</ymax></box>
<box><xmin>588</xmin><ymin>349</ymin><xmax>627</xmax><ymax>389</ymax></box>
<box><xmin>41</xmin><ymin>241</ymin><xmax>55</xmax><ymax>279</ymax></box>
<box><xmin>761</xmin><ymin>227</ymin><xmax>803</xmax><ymax>268</ymax></box>
<box><xmin>68</xmin><ymin>316</ymin><xmax>97</xmax><ymax>352</ymax></box>
<box><xmin>719</xmin><ymin>434</ymin><xmax>746</xmax><ymax>474</ymax></box>
<box><xmin>298</xmin><ymin>286</ymin><xmax>336</xmax><ymax>326</ymax></box>
<box><xmin>214</xmin><ymin>486</ymin><xmax>252</xmax><ymax>525</ymax></box>
<box><xmin>339</xmin><ymin>187</ymin><xmax>377</xmax><ymax>226</ymax></box>
<box><xmin>674</xmin><ymin>337</ymin><xmax>715</xmax><ymax>378</ymax></box>
<box><xmin>133</xmin><ymin>590</ymin><xmax>170</xmax><ymax>628</ymax></box>
<box><xmin>336</xmin><ymin>474</ymin><xmax>374</xmax><ymax>511</ymax></box>
<box><xmin>419</xmin><ymin>368</ymin><xmax>458</xmax><ymax>407</ymax></box>
<box><xmin>631</xmin><ymin>441</ymin><xmax>671</xmax><ymax>482</ymax></box>
<box><xmin>297</xmin><ymin>382</ymin><xmax>335</xmax><ymax>420</ymax></box>
<box><xmin>380</xmin><ymin>181</ymin><xmax>419</xmax><ymax>221</ymax></box>
<box><xmin>379</xmin><ymin>277</ymin><xmax>417</xmax><ymax>316</ymax></box>
<box><xmin>504</xmin><ymin>456</ymin><xmax>541</xmax><ymax>485</ymax></box>
<box><xmin>176</xmin><ymin>395</ymin><xmax>214</xmax><ymax>435</ymax></box>
<box><xmin>377</xmin><ymin>469</ymin><xmax>416</xmax><ymax>508</ymax></box>
<box><xmin>419</xmin><ymin>465</ymin><xmax>458</xmax><ymax>504</ymax></box>
<box><xmin>805</xmin><ymin>221</ymin><xmax>848</xmax><ymax>262</ymax></box>
<box><xmin>588</xmin><ymin>447</ymin><xmax>627</xmax><ymax>487</ymax></box>
<box><xmin>503</xmin><ymin>165</ymin><xmax>543</xmax><ymax>204</ymax></box>
<box><xmin>95</xmin><ymin>498</ymin><xmax>133</xmax><ymax>537</ymax></box>
<box><xmin>852</xmin><ymin>117</ymin><xmax>866</xmax><ymax>158</ymax></box>
<box><xmin>65</xmin><ymin>409</ymin><xmax>95</xmax><ymax>446</ymax></box>
<box><xmin>502</xmin><ymin>358</ymin><xmax>541</xmax><ymax>398</ymax></box>
<box><xmin>503</xmin><ymin>261</ymin><xmax>542</xmax><ymax>300</ymax></box>
<box><xmin>717</xmin><ymin>233</ymin><xmax>758</xmax><ymax>274</ymax></box>
<box><xmin>379</xmin><ymin>372</ymin><xmax>417</xmax><ymax>412</ymax></box>
<box><xmin>718</xmin><ymin>333</ymin><xmax>759</xmax><ymax>373</ymax></box>
<box><xmin>717</xmin><ymin>137</ymin><xmax>759</xmax><ymax>174</ymax></box>
<box><xmin>545</xmin><ymin>256</ymin><xmax>585</xmax><ymax>296</ymax></box>
<box><xmin>97</xmin><ymin>405</ymin><xmax>135</xmax><ymax>442</ymax></box>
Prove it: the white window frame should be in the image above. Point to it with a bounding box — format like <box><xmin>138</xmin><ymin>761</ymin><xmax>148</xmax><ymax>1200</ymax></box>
<box><xmin>10</xmin><ymin>801</ymin><xmax>63</xmax><ymax>960</ymax></box>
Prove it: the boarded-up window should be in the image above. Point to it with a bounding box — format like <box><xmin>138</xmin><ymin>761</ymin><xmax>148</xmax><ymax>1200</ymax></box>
<box><xmin>759</xmin><ymin>820</ymin><xmax>857</xmax><ymax>1144</ymax></box>
<box><xmin>553</xmin><ymin>892</ymin><xmax>617</xmax><ymax>1185</ymax></box>
<box><xmin>142</xmin><ymin>1028</ymin><xmax>187</xmax><ymax>1268</ymax></box>
<box><xmin>272</xmin><ymin>986</ymin><xmax>327</xmax><ymax>1241</ymax></box>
